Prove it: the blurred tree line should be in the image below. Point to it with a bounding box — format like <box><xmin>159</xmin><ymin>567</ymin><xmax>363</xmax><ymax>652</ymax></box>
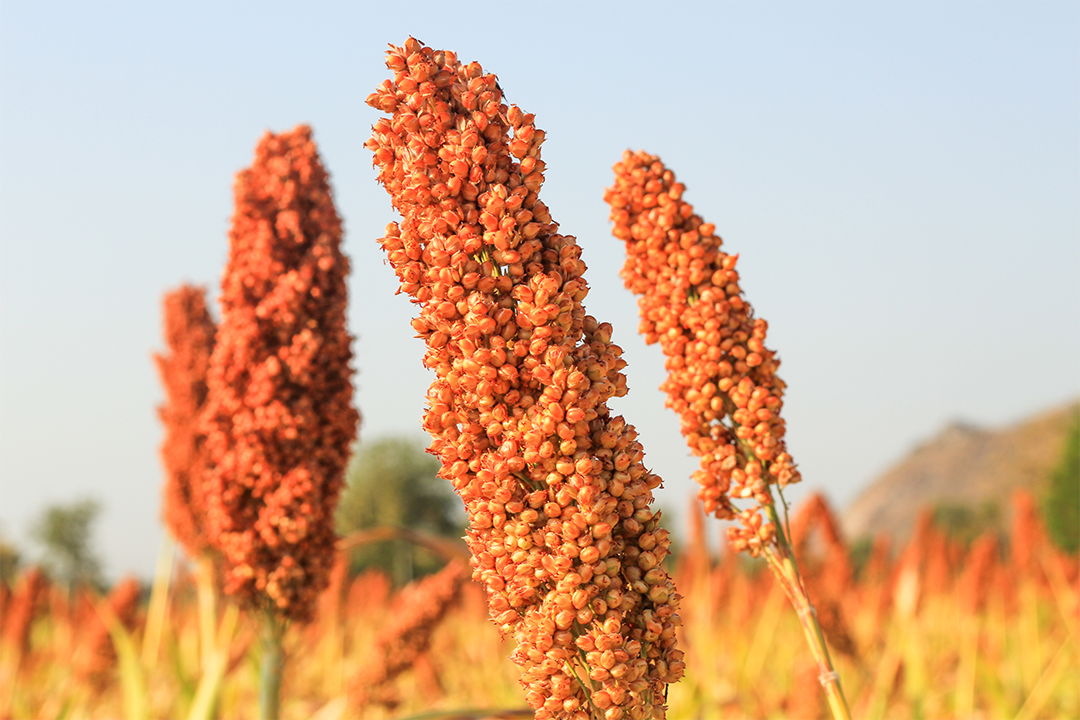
<box><xmin>2</xmin><ymin>437</ymin><xmax>464</xmax><ymax>593</ymax></box>
<box><xmin>1</xmin><ymin>497</ymin><xmax>105</xmax><ymax>592</ymax></box>
<box><xmin>0</xmin><ymin>536</ymin><xmax>20</xmax><ymax>587</ymax></box>
<box><xmin>335</xmin><ymin>435</ymin><xmax>465</xmax><ymax>586</ymax></box>
<box><xmin>31</xmin><ymin>498</ymin><xmax>104</xmax><ymax>591</ymax></box>
<box><xmin>1042</xmin><ymin>412</ymin><xmax>1079</xmax><ymax>553</ymax></box>
<box><xmin>931</xmin><ymin>500</ymin><xmax>1002</xmax><ymax>548</ymax></box>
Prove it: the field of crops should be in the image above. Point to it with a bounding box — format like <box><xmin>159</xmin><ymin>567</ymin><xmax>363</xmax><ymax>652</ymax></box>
<box><xmin>2</xmin><ymin>490</ymin><xmax>1076</xmax><ymax>720</ymax></box>
<box><xmin>3</xmin><ymin>32</ymin><xmax>1076</xmax><ymax>720</ymax></box>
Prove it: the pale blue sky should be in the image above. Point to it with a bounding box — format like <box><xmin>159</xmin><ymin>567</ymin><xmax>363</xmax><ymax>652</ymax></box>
<box><xmin>1</xmin><ymin>1</ymin><xmax>1077</xmax><ymax>580</ymax></box>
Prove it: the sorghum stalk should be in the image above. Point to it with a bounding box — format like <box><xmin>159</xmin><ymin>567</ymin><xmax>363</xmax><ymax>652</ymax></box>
<box><xmin>258</xmin><ymin>609</ymin><xmax>284</xmax><ymax>720</ymax></box>
<box><xmin>605</xmin><ymin>151</ymin><xmax>851</xmax><ymax>720</ymax></box>
<box><xmin>201</xmin><ymin>125</ymin><xmax>359</xmax><ymax>718</ymax></box>
<box><xmin>367</xmin><ymin>39</ymin><xmax>684</xmax><ymax>720</ymax></box>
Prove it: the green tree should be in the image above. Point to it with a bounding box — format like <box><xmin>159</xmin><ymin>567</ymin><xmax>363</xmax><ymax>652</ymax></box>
<box><xmin>335</xmin><ymin>436</ymin><xmax>464</xmax><ymax>585</ymax></box>
<box><xmin>29</xmin><ymin>498</ymin><xmax>104</xmax><ymax>592</ymax></box>
<box><xmin>932</xmin><ymin>500</ymin><xmax>1002</xmax><ymax>547</ymax></box>
<box><xmin>0</xmin><ymin>534</ymin><xmax>21</xmax><ymax>587</ymax></box>
<box><xmin>1043</xmin><ymin>411</ymin><xmax>1079</xmax><ymax>554</ymax></box>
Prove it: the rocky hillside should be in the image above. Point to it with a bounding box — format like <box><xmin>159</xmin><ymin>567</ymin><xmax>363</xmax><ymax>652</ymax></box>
<box><xmin>841</xmin><ymin>400</ymin><xmax>1079</xmax><ymax>545</ymax></box>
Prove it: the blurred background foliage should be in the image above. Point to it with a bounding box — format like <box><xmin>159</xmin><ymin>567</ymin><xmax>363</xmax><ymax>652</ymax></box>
<box><xmin>1043</xmin><ymin>412</ymin><xmax>1079</xmax><ymax>554</ymax></box>
<box><xmin>335</xmin><ymin>435</ymin><xmax>466</xmax><ymax>586</ymax></box>
<box><xmin>931</xmin><ymin>500</ymin><xmax>1003</xmax><ymax>549</ymax></box>
<box><xmin>28</xmin><ymin>497</ymin><xmax>104</xmax><ymax>593</ymax></box>
<box><xmin>0</xmin><ymin>536</ymin><xmax>20</xmax><ymax>586</ymax></box>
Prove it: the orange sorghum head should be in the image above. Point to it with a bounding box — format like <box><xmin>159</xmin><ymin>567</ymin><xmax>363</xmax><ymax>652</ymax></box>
<box><xmin>346</xmin><ymin>568</ymin><xmax>391</xmax><ymax>618</ymax></box>
<box><xmin>76</xmin><ymin>576</ymin><xmax>141</xmax><ymax>691</ymax></box>
<box><xmin>788</xmin><ymin>494</ymin><xmax>857</xmax><ymax>658</ymax></box>
<box><xmin>367</xmin><ymin>39</ymin><xmax>684</xmax><ymax>720</ymax></box>
<box><xmin>958</xmin><ymin>533</ymin><xmax>1001</xmax><ymax>613</ymax></box>
<box><xmin>790</xmin><ymin>493</ymin><xmax>854</xmax><ymax>594</ymax></box>
<box><xmin>893</xmin><ymin>509</ymin><xmax>934</xmax><ymax>618</ymax></box>
<box><xmin>201</xmin><ymin>125</ymin><xmax>359</xmax><ymax>624</ymax></box>
<box><xmin>315</xmin><ymin>548</ymin><xmax>350</xmax><ymax>630</ymax></box>
<box><xmin>790</xmin><ymin>493</ymin><xmax>844</xmax><ymax>554</ymax></box>
<box><xmin>154</xmin><ymin>284</ymin><xmax>216</xmax><ymax>558</ymax></box>
<box><xmin>922</xmin><ymin>529</ymin><xmax>955</xmax><ymax>598</ymax></box>
<box><xmin>861</xmin><ymin>534</ymin><xmax>895</xmax><ymax>623</ymax></box>
<box><xmin>1010</xmin><ymin>488</ymin><xmax>1047</xmax><ymax>574</ymax></box>
<box><xmin>677</xmin><ymin>492</ymin><xmax>709</xmax><ymax>589</ymax></box>
<box><xmin>2</xmin><ymin>566</ymin><xmax>48</xmax><ymax>658</ymax></box>
<box><xmin>863</xmin><ymin>534</ymin><xmax>893</xmax><ymax>588</ymax></box>
<box><xmin>605</xmin><ymin>150</ymin><xmax>800</xmax><ymax>557</ymax></box>
<box><xmin>349</xmin><ymin>560</ymin><xmax>467</xmax><ymax>711</ymax></box>
<box><xmin>786</xmin><ymin>659</ymin><xmax>826</xmax><ymax>720</ymax></box>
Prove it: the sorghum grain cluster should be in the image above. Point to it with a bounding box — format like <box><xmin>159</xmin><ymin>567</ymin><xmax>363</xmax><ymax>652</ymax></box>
<box><xmin>76</xmin><ymin>577</ymin><xmax>141</xmax><ymax>691</ymax></box>
<box><xmin>202</xmin><ymin>126</ymin><xmax>359</xmax><ymax>623</ymax></box>
<box><xmin>155</xmin><ymin>284</ymin><xmax>216</xmax><ymax>558</ymax></box>
<box><xmin>367</xmin><ymin>39</ymin><xmax>684</xmax><ymax>720</ymax></box>
<box><xmin>1</xmin><ymin>566</ymin><xmax>48</xmax><ymax>658</ymax></box>
<box><xmin>349</xmin><ymin>560</ymin><xmax>466</xmax><ymax>711</ymax></box>
<box><xmin>605</xmin><ymin>150</ymin><xmax>801</xmax><ymax>556</ymax></box>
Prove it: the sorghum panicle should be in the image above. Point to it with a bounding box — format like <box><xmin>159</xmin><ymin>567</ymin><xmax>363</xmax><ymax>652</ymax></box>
<box><xmin>346</xmin><ymin>569</ymin><xmax>391</xmax><ymax>617</ymax></box>
<box><xmin>862</xmin><ymin>535</ymin><xmax>893</xmax><ymax>590</ymax></box>
<box><xmin>202</xmin><ymin>125</ymin><xmax>359</xmax><ymax>623</ymax></box>
<box><xmin>893</xmin><ymin>510</ymin><xmax>933</xmax><ymax>619</ymax></box>
<box><xmin>923</xmin><ymin>530</ymin><xmax>956</xmax><ymax>597</ymax></box>
<box><xmin>790</xmin><ymin>493</ymin><xmax>854</xmax><ymax>596</ymax></box>
<box><xmin>789</xmin><ymin>495</ymin><xmax>858</xmax><ymax>659</ymax></box>
<box><xmin>75</xmin><ymin>576</ymin><xmax>141</xmax><ymax>691</ymax></box>
<box><xmin>959</xmin><ymin>534</ymin><xmax>1001</xmax><ymax>613</ymax></box>
<box><xmin>1010</xmin><ymin>489</ymin><xmax>1046</xmax><ymax>574</ymax></box>
<box><xmin>314</xmin><ymin>549</ymin><xmax>350</xmax><ymax>632</ymax></box>
<box><xmin>605</xmin><ymin>151</ymin><xmax>800</xmax><ymax>556</ymax></box>
<box><xmin>786</xmin><ymin>659</ymin><xmax>826</xmax><ymax>720</ymax></box>
<box><xmin>348</xmin><ymin>560</ymin><xmax>466</xmax><ymax>711</ymax></box>
<box><xmin>1</xmin><ymin>566</ymin><xmax>48</xmax><ymax>657</ymax></box>
<box><xmin>367</xmin><ymin>39</ymin><xmax>684</xmax><ymax>720</ymax></box>
<box><xmin>154</xmin><ymin>284</ymin><xmax>216</xmax><ymax>558</ymax></box>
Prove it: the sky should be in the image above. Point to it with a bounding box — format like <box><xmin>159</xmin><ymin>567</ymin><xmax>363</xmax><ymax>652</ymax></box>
<box><xmin>0</xmin><ymin>1</ymin><xmax>1077</xmax><ymax>582</ymax></box>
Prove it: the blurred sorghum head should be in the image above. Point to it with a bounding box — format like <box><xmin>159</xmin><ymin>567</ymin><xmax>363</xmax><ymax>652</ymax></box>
<box><xmin>155</xmin><ymin>284</ymin><xmax>216</xmax><ymax>558</ymax></box>
<box><xmin>201</xmin><ymin>125</ymin><xmax>359</xmax><ymax>624</ymax></box>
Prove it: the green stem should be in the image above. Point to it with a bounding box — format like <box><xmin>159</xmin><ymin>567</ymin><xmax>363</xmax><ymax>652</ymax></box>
<box><xmin>258</xmin><ymin>609</ymin><xmax>285</xmax><ymax>720</ymax></box>
<box><xmin>762</xmin><ymin>504</ymin><xmax>852</xmax><ymax>720</ymax></box>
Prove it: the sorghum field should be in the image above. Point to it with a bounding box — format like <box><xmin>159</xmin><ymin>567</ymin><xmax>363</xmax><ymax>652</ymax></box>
<box><xmin>1</xmin><ymin>490</ymin><xmax>1077</xmax><ymax>720</ymax></box>
<box><xmin>3</xmin><ymin>36</ymin><xmax>1077</xmax><ymax>720</ymax></box>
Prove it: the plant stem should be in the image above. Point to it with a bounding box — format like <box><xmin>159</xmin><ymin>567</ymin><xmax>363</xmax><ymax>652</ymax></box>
<box><xmin>762</xmin><ymin>504</ymin><xmax>852</xmax><ymax>720</ymax></box>
<box><xmin>258</xmin><ymin>609</ymin><xmax>285</xmax><ymax>720</ymax></box>
<box><xmin>195</xmin><ymin>556</ymin><xmax>217</xmax><ymax>672</ymax></box>
<box><xmin>141</xmin><ymin>538</ymin><xmax>174</xmax><ymax>666</ymax></box>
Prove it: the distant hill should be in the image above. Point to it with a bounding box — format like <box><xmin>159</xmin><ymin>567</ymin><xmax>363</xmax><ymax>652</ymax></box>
<box><xmin>841</xmin><ymin>400</ymin><xmax>1079</xmax><ymax>546</ymax></box>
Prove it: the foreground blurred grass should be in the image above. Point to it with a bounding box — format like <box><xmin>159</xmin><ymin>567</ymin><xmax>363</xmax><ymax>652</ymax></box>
<box><xmin>1</xmin><ymin>514</ymin><xmax>1077</xmax><ymax>720</ymax></box>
